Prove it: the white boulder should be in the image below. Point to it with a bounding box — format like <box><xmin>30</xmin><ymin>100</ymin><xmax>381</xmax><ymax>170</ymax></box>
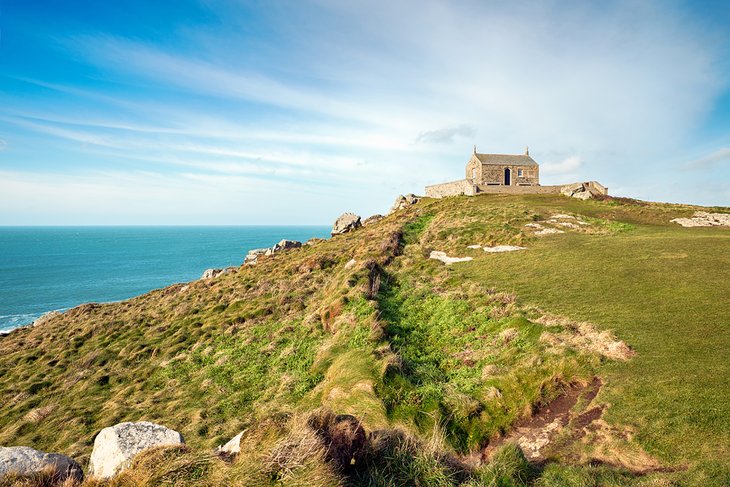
<box><xmin>0</xmin><ymin>446</ymin><xmax>83</xmax><ymax>483</ymax></box>
<box><xmin>331</xmin><ymin>213</ymin><xmax>362</xmax><ymax>235</ymax></box>
<box><xmin>671</xmin><ymin>211</ymin><xmax>730</xmax><ymax>227</ymax></box>
<box><xmin>89</xmin><ymin>421</ymin><xmax>184</xmax><ymax>479</ymax></box>
<box><xmin>389</xmin><ymin>194</ymin><xmax>420</xmax><ymax>214</ymax></box>
<box><xmin>429</xmin><ymin>251</ymin><xmax>473</xmax><ymax>265</ymax></box>
<box><xmin>216</xmin><ymin>431</ymin><xmax>243</xmax><ymax>456</ymax></box>
<box><xmin>244</xmin><ymin>248</ymin><xmax>268</xmax><ymax>265</ymax></box>
<box><xmin>483</xmin><ymin>245</ymin><xmax>527</xmax><ymax>253</ymax></box>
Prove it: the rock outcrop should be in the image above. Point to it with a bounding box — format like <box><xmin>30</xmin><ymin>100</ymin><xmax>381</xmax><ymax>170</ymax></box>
<box><xmin>561</xmin><ymin>183</ymin><xmax>593</xmax><ymax>200</ymax></box>
<box><xmin>0</xmin><ymin>446</ymin><xmax>83</xmax><ymax>483</ymax></box>
<box><xmin>200</xmin><ymin>267</ymin><xmax>235</xmax><ymax>279</ymax></box>
<box><xmin>331</xmin><ymin>213</ymin><xmax>361</xmax><ymax>236</ymax></box>
<box><xmin>671</xmin><ymin>211</ymin><xmax>730</xmax><ymax>227</ymax></box>
<box><xmin>362</xmin><ymin>214</ymin><xmax>384</xmax><ymax>226</ymax></box>
<box><xmin>270</xmin><ymin>239</ymin><xmax>303</xmax><ymax>253</ymax></box>
<box><xmin>244</xmin><ymin>239</ymin><xmax>303</xmax><ymax>266</ymax></box>
<box><xmin>216</xmin><ymin>432</ymin><xmax>243</xmax><ymax>457</ymax></box>
<box><xmin>429</xmin><ymin>251</ymin><xmax>473</xmax><ymax>265</ymax></box>
<box><xmin>89</xmin><ymin>421</ymin><xmax>184</xmax><ymax>479</ymax></box>
<box><xmin>389</xmin><ymin>194</ymin><xmax>420</xmax><ymax>214</ymax></box>
<box><xmin>483</xmin><ymin>245</ymin><xmax>527</xmax><ymax>253</ymax></box>
<box><xmin>244</xmin><ymin>248</ymin><xmax>269</xmax><ymax>265</ymax></box>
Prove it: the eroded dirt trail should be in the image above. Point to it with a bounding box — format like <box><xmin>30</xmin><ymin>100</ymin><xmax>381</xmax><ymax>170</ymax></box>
<box><xmin>482</xmin><ymin>377</ymin><xmax>602</xmax><ymax>462</ymax></box>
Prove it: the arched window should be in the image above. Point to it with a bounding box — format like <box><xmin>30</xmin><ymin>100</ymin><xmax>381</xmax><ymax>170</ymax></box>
<box><xmin>472</xmin><ymin>168</ymin><xmax>477</xmax><ymax>180</ymax></box>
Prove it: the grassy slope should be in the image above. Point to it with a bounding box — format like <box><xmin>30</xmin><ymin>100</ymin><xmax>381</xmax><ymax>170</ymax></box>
<box><xmin>0</xmin><ymin>193</ymin><xmax>728</xmax><ymax>486</ymax></box>
<box><xmin>452</xmin><ymin>196</ymin><xmax>730</xmax><ymax>483</ymax></box>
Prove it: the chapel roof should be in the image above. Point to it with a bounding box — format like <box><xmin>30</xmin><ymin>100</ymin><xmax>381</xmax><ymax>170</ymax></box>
<box><xmin>474</xmin><ymin>153</ymin><xmax>538</xmax><ymax>166</ymax></box>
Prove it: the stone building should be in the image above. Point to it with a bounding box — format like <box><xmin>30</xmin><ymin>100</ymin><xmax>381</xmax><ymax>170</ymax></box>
<box><xmin>426</xmin><ymin>146</ymin><xmax>608</xmax><ymax>199</ymax></box>
<box><xmin>425</xmin><ymin>146</ymin><xmax>608</xmax><ymax>199</ymax></box>
<box><xmin>466</xmin><ymin>146</ymin><xmax>539</xmax><ymax>186</ymax></box>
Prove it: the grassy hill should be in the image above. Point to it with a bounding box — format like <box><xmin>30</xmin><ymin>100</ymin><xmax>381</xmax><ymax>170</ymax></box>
<box><xmin>0</xmin><ymin>193</ymin><xmax>728</xmax><ymax>486</ymax></box>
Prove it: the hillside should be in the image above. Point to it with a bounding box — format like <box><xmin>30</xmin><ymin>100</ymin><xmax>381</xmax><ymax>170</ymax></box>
<box><xmin>0</xmin><ymin>193</ymin><xmax>728</xmax><ymax>486</ymax></box>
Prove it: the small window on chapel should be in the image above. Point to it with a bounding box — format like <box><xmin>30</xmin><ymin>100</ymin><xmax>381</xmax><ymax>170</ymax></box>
<box><xmin>518</xmin><ymin>169</ymin><xmax>524</xmax><ymax>177</ymax></box>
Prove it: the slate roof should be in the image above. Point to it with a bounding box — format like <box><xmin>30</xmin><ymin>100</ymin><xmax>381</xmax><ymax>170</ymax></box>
<box><xmin>474</xmin><ymin>153</ymin><xmax>538</xmax><ymax>166</ymax></box>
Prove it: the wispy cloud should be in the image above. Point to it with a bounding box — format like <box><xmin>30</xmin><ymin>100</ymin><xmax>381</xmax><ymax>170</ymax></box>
<box><xmin>0</xmin><ymin>139</ymin><xmax>6</xmax><ymax>151</ymax></box>
<box><xmin>1</xmin><ymin>0</ymin><xmax>728</xmax><ymax>223</ymax></box>
<box><xmin>415</xmin><ymin>125</ymin><xmax>475</xmax><ymax>144</ymax></box>
<box><xmin>682</xmin><ymin>147</ymin><xmax>730</xmax><ymax>170</ymax></box>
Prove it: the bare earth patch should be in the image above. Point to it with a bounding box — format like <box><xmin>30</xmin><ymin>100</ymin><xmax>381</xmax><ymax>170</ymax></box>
<box><xmin>483</xmin><ymin>378</ymin><xmax>603</xmax><ymax>462</ymax></box>
<box><xmin>535</xmin><ymin>312</ymin><xmax>635</xmax><ymax>361</ymax></box>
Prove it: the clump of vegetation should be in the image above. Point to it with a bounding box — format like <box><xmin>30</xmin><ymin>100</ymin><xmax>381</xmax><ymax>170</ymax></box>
<box><xmin>1</xmin><ymin>193</ymin><xmax>728</xmax><ymax>486</ymax></box>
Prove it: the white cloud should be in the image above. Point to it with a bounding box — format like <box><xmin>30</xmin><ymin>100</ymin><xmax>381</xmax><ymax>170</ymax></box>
<box><xmin>415</xmin><ymin>125</ymin><xmax>475</xmax><ymax>144</ymax></box>
<box><xmin>2</xmin><ymin>0</ymin><xmax>728</xmax><ymax>224</ymax></box>
<box><xmin>541</xmin><ymin>156</ymin><xmax>583</xmax><ymax>176</ymax></box>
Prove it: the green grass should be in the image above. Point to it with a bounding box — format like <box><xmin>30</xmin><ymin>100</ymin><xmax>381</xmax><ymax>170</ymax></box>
<box><xmin>0</xmin><ymin>193</ymin><xmax>727</xmax><ymax>486</ymax></box>
<box><xmin>451</xmin><ymin>195</ymin><xmax>730</xmax><ymax>485</ymax></box>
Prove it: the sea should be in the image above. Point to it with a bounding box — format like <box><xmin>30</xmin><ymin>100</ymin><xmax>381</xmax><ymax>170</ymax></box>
<box><xmin>0</xmin><ymin>226</ymin><xmax>330</xmax><ymax>333</ymax></box>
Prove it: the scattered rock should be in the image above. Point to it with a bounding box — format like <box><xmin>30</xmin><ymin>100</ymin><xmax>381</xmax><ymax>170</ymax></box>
<box><xmin>535</xmin><ymin>228</ymin><xmax>565</xmax><ymax>236</ymax></box>
<box><xmin>483</xmin><ymin>245</ymin><xmax>527</xmax><ymax>253</ymax></box>
<box><xmin>524</xmin><ymin>223</ymin><xmax>543</xmax><ymax>229</ymax></box>
<box><xmin>32</xmin><ymin>311</ymin><xmax>61</xmax><ymax>327</ymax></box>
<box><xmin>429</xmin><ymin>251</ymin><xmax>473</xmax><ymax>265</ymax></box>
<box><xmin>331</xmin><ymin>213</ymin><xmax>362</xmax><ymax>236</ymax></box>
<box><xmin>272</xmin><ymin>239</ymin><xmax>302</xmax><ymax>252</ymax></box>
<box><xmin>467</xmin><ymin>244</ymin><xmax>482</xmax><ymax>249</ymax></box>
<box><xmin>216</xmin><ymin>432</ymin><xmax>243</xmax><ymax>457</ymax></box>
<box><xmin>89</xmin><ymin>421</ymin><xmax>184</xmax><ymax>479</ymax></box>
<box><xmin>244</xmin><ymin>248</ymin><xmax>268</xmax><ymax>265</ymax></box>
<box><xmin>305</xmin><ymin>237</ymin><xmax>326</xmax><ymax>246</ymax></box>
<box><xmin>389</xmin><ymin>194</ymin><xmax>420</xmax><ymax>214</ymax></box>
<box><xmin>0</xmin><ymin>446</ymin><xmax>83</xmax><ymax>483</ymax></box>
<box><xmin>671</xmin><ymin>211</ymin><xmax>730</xmax><ymax>227</ymax></box>
<box><xmin>201</xmin><ymin>268</ymin><xmax>235</xmax><ymax>280</ymax></box>
<box><xmin>550</xmin><ymin>214</ymin><xmax>575</xmax><ymax>219</ymax></box>
<box><xmin>555</xmin><ymin>222</ymin><xmax>580</xmax><ymax>229</ymax></box>
<box><xmin>344</xmin><ymin>259</ymin><xmax>357</xmax><ymax>270</ymax></box>
<box><xmin>362</xmin><ymin>214</ymin><xmax>384</xmax><ymax>226</ymax></box>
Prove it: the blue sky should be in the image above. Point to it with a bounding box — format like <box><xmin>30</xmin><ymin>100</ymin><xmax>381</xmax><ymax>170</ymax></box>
<box><xmin>0</xmin><ymin>0</ymin><xmax>729</xmax><ymax>225</ymax></box>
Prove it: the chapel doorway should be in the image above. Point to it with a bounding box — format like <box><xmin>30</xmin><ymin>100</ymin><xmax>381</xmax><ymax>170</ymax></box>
<box><xmin>504</xmin><ymin>167</ymin><xmax>511</xmax><ymax>186</ymax></box>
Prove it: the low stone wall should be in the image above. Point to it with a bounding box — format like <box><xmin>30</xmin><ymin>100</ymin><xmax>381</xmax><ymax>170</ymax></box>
<box><xmin>425</xmin><ymin>180</ymin><xmax>609</xmax><ymax>198</ymax></box>
<box><xmin>425</xmin><ymin>179</ymin><xmax>476</xmax><ymax>198</ymax></box>
<box><xmin>474</xmin><ymin>184</ymin><xmax>563</xmax><ymax>195</ymax></box>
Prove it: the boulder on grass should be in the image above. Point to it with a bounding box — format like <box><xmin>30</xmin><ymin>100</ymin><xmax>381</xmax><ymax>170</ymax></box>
<box><xmin>244</xmin><ymin>248</ymin><xmax>268</xmax><ymax>265</ymax></box>
<box><xmin>331</xmin><ymin>213</ymin><xmax>361</xmax><ymax>236</ymax></box>
<box><xmin>0</xmin><ymin>446</ymin><xmax>83</xmax><ymax>483</ymax></box>
<box><xmin>561</xmin><ymin>182</ymin><xmax>594</xmax><ymax>200</ymax></box>
<box><xmin>216</xmin><ymin>432</ymin><xmax>243</xmax><ymax>458</ymax></box>
<box><xmin>89</xmin><ymin>421</ymin><xmax>184</xmax><ymax>479</ymax></box>
<box><xmin>362</xmin><ymin>214</ymin><xmax>384</xmax><ymax>226</ymax></box>
<box><xmin>272</xmin><ymin>239</ymin><xmax>302</xmax><ymax>252</ymax></box>
<box><xmin>389</xmin><ymin>194</ymin><xmax>420</xmax><ymax>214</ymax></box>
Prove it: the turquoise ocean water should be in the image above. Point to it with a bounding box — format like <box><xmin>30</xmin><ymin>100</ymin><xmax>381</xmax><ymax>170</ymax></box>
<box><xmin>0</xmin><ymin>226</ymin><xmax>330</xmax><ymax>332</ymax></box>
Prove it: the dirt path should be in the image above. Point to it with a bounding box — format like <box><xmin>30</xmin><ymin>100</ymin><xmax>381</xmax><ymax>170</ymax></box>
<box><xmin>481</xmin><ymin>377</ymin><xmax>602</xmax><ymax>462</ymax></box>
